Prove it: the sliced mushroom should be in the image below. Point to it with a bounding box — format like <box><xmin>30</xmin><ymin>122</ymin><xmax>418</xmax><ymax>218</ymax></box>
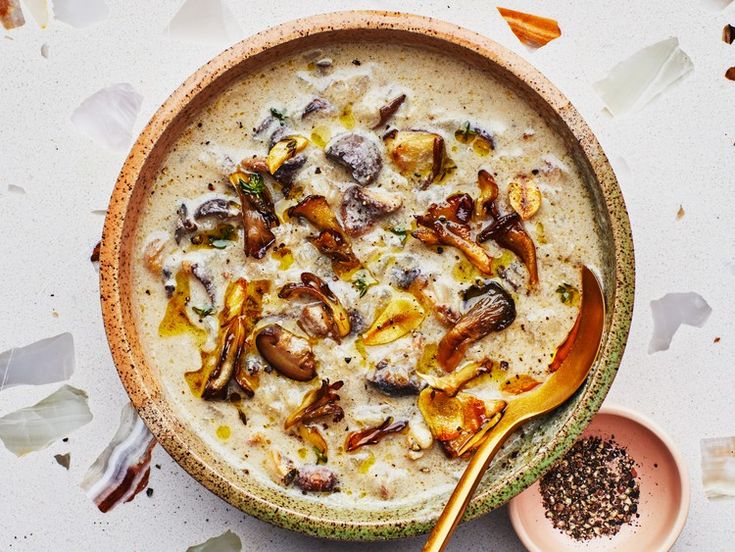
<box><xmin>284</xmin><ymin>379</ymin><xmax>344</xmax><ymax>429</ymax></box>
<box><xmin>174</xmin><ymin>203</ymin><xmax>197</xmax><ymax>243</ymax></box>
<box><xmin>418</xmin><ymin>388</ymin><xmax>506</xmax><ymax>458</ymax></box>
<box><xmin>193</xmin><ymin>198</ymin><xmax>241</xmax><ymax>220</ymax></box>
<box><xmin>184</xmin><ymin>279</ymin><xmax>256</xmax><ymax>399</ymax></box>
<box><xmin>294</xmin><ymin>465</ymin><xmax>339</xmax><ymax>492</ymax></box>
<box><xmin>288</xmin><ymin>195</ymin><xmax>343</xmax><ymax>233</ymax></box>
<box><xmin>431</xmin><ymin>219</ymin><xmax>494</xmax><ymax>274</ymax></box>
<box><xmin>309</xmin><ymin>230</ymin><xmax>361</xmax><ymax>276</ymax></box>
<box><xmin>415</xmin><ymin>193</ymin><xmax>474</xmax><ymax>227</ymax></box>
<box><xmin>384</xmin><ymin>129</ymin><xmax>447</xmax><ymax>188</ymax></box>
<box><xmin>190</xmin><ymin>263</ymin><xmax>216</xmax><ymax>304</ymax></box>
<box><xmin>267</xmin><ymin>135</ymin><xmax>309</xmax><ymax>174</ymax></box>
<box><xmin>340</xmin><ymin>185</ymin><xmax>403</xmax><ymax>236</ymax></box>
<box><xmin>411</xmin><ymin>194</ymin><xmax>493</xmax><ymax>274</ymax></box>
<box><xmin>475</xmin><ymin>169</ymin><xmax>499</xmax><ymax>217</ymax></box>
<box><xmin>279</xmin><ymin>272</ymin><xmax>351</xmax><ymax>340</ymax></box>
<box><xmin>288</xmin><ymin>197</ymin><xmax>362</xmax><ymax>276</ymax></box>
<box><xmin>302</xmin><ymin>97</ymin><xmax>333</xmax><ymax>119</ymax></box>
<box><xmin>345</xmin><ymin>417</ymin><xmax>409</xmax><ymax>452</ymax></box>
<box><xmin>418</xmin><ymin>360</ymin><xmax>494</xmax><ymax>397</ymax></box>
<box><xmin>476</xmin><ymin>170</ymin><xmax>539</xmax><ymax>287</ymax></box>
<box><xmin>229</xmin><ymin>171</ymin><xmax>279</xmax><ymax>259</ymax></box>
<box><xmin>367</xmin><ymin>359</ymin><xmax>424</xmax><ymax>396</ymax></box>
<box><xmin>372</xmin><ymin>94</ymin><xmax>406</xmax><ymax>129</ymax></box>
<box><xmin>362</xmin><ymin>293</ymin><xmax>426</xmax><ymax>346</ymax></box>
<box><xmin>454</xmin><ymin>121</ymin><xmax>496</xmax><ymax>155</ymax></box>
<box><xmin>298</xmin><ymin>303</ymin><xmax>333</xmax><ymax>339</ymax></box>
<box><xmin>240</xmin><ymin>155</ymin><xmax>305</xmax><ymax>196</ymax></box>
<box><xmin>437</xmin><ymin>282</ymin><xmax>515</xmax><ymax>371</ymax></box>
<box><xmin>325</xmin><ymin>133</ymin><xmax>383</xmax><ymax>185</ymax></box>
<box><xmin>255</xmin><ymin>324</ymin><xmax>317</xmax><ymax>382</ymax></box>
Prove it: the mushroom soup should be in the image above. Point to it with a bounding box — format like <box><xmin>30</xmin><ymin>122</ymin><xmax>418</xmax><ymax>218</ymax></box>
<box><xmin>132</xmin><ymin>43</ymin><xmax>603</xmax><ymax>505</ymax></box>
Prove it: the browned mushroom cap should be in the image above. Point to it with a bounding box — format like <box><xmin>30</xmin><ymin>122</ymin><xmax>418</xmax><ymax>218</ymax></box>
<box><xmin>367</xmin><ymin>359</ymin><xmax>424</xmax><ymax>396</ymax></box>
<box><xmin>255</xmin><ymin>324</ymin><xmax>317</xmax><ymax>381</ymax></box>
<box><xmin>284</xmin><ymin>379</ymin><xmax>344</xmax><ymax>429</ymax></box>
<box><xmin>345</xmin><ymin>417</ymin><xmax>409</xmax><ymax>452</ymax></box>
<box><xmin>340</xmin><ymin>185</ymin><xmax>403</xmax><ymax>237</ymax></box>
<box><xmin>229</xmin><ymin>172</ymin><xmax>279</xmax><ymax>259</ymax></box>
<box><xmin>294</xmin><ymin>465</ymin><xmax>339</xmax><ymax>493</ymax></box>
<box><xmin>325</xmin><ymin>133</ymin><xmax>383</xmax><ymax>185</ymax></box>
<box><xmin>279</xmin><ymin>272</ymin><xmax>351</xmax><ymax>339</ymax></box>
<box><xmin>298</xmin><ymin>303</ymin><xmax>333</xmax><ymax>339</ymax></box>
<box><xmin>372</xmin><ymin>94</ymin><xmax>406</xmax><ymax>129</ymax></box>
<box><xmin>437</xmin><ymin>282</ymin><xmax>516</xmax><ymax>371</ymax></box>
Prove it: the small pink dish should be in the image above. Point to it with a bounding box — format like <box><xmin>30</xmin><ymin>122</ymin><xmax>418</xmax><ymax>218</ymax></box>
<box><xmin>508</xmin><ymin>405</ymin><xmax>690</xmax><ymax>552</ymax></box>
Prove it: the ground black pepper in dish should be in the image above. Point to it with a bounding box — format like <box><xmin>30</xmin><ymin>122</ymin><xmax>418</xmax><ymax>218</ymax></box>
<box><xmin>540</xmin><ymin>436</ymin><xmax>640</xmax><ymax>540</ymax></box>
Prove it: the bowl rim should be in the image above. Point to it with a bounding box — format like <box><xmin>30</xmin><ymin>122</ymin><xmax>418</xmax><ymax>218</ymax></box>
<box><xmin>508</xmin><ymin>404</ymin><xmax>691</xmax><ymax>552</ymax></box>
<box><xmin>99</xmin><ymin>10</ymin><xmax>636</xmax><ymax>540</ymax></box>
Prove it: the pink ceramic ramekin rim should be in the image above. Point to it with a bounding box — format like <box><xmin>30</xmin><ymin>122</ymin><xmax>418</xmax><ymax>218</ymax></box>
<box><xmin>507</xmin><ymin>404</ymin><xmax>691</xmax><ymax>552</ymax></box>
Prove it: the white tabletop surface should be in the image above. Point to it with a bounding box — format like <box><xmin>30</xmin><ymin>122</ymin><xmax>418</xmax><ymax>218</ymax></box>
<box><xmin>1</xmin><ymin>1</ymin><xmax>734</xmax><ymax>550</ymax></box>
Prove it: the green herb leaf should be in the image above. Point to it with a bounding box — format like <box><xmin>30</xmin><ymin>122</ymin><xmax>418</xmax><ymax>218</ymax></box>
<box><xmin>313</xmin><ymin>447</ymin><xmax>328</xmax><ymax>465</ymax></box>
<box><xmin>388</xmin><ymin>226</ymin><xmax>408</xmax><ymax>245</ymax></box>
<box><xmin>270</xmin><ymin>107</ymin><xmax>287</xmax><ymax>123</ymax></box>
<box><xmin>556</xmin><ymin>283</ymin><xmax>579</xmax><ymax>305</ymax></box>
<box><xmin>209</xmin><ymin>239</ymin><xmax>229</xmax><ymax>249</ymax></box>
<box><xmin>354</xmin><ymin>277</ymin><xmax>369</xmax><ymax>297</ymax></box>
<box><xmin>236</xmin><ymin>172</ymin><xmax>265</xmax><ymax>197</ymax></box>
<box><xmin>192</xmin><ymin>306</ymin><xmax>215</xmax><ymax>318</ymax></box>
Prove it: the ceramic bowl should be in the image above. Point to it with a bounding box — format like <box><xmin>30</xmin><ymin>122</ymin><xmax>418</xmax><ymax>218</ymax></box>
<box><xmin>508</xmin><ymin>405</ymin><xmax>690</xmax><ymax>551</ymax></box>
<box><xmin>99</xmin><ymin>10</ymin><xmax>635</xmax><ymax>540</ymax></box>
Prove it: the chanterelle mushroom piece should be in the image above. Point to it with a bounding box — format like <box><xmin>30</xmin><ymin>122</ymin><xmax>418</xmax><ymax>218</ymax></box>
<box><xmin>412</xmin><ymin>193</ymin><xmax>494</xmax><ymax>275</ymax></box>
<box><xmin>340</xmin><ymin>185</ymin><xmax>403</xmax><ymax>237</ymax></box>
<box><xmin>325</xmin><ymin>133</ymin><xmax>383</xmax><ymax>185</ymax></box>
<box><xmin>255</xmin><ymin>324</ymin><xmax>317</xmax><ymax>381</ymax></box>
<box><xmin>437</xmin><ymin>282</ymin><xmax>515</xmax><ymax>371</ymax></box>
<box><xmin>288</xmin><ymin>195</ymin><xmax>361</xmax><ymax>276</ymax></box>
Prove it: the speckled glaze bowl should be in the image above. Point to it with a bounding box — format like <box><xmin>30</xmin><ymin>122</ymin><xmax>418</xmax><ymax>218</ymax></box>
<box><xmin>100</xmin><ymin>11</ymin><xmax>634</xmax><ymax>541</ymax></box>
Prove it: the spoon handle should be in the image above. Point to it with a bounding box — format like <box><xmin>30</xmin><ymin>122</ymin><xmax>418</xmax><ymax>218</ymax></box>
<box><xmin>423</xmin><ymin>411</ymin><xmax>522</xmax><ymax>552</ymax></box>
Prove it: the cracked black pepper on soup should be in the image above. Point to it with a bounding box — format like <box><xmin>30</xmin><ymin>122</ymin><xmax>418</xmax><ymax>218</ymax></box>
<box><xmin>540</xmin><ymin>436</ymin><xmax>640</xmax><ymax>540</ymax></box>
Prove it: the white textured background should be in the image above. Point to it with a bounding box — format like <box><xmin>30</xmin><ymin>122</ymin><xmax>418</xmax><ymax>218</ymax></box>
<box><xmin>1</xmin><ymin>1</ymin><xmax>734</xmax><ymax>550</ymax></box>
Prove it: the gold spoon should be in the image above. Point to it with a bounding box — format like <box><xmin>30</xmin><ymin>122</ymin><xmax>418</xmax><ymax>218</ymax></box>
<box><xmin>423</xmin><ymin>265</ymin><xmax>605</xmax><ymax>552</ymax></box>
